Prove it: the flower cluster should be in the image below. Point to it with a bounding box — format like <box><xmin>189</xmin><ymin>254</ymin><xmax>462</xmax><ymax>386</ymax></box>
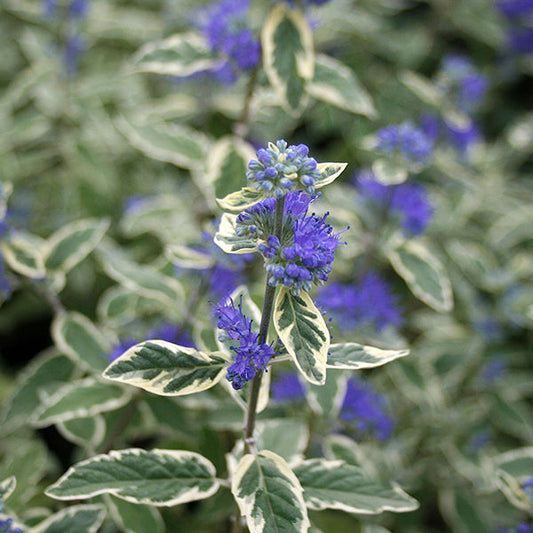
<box><xmin>375</xmin><ymin>121</ymin><xmax>433</xmax><ymax>168</ymax></box>
<box><xmin>497</xmin><ymin>0</ymin><xmax>533</xmax><ymax>54</ymax></box>
<box><xmin>198</xmin><ymin>0</ymin><xmax>260</xmax><ymax>83</ymax></box>
<box><xmin>236</xmin><ymin>192</ymin><xmax>343</xmax><ymax>295</ymax></box>
<box><xmin>0</xmin><ymin>496</ymin><xmax>22</xmax><ymax>533</ymax></box>
<box><xmin>43</xmin><ymin>0</ymin><xmax>90</xmax><ymax>75</ymax></box>
<box><xmin>498</xmin><ymin>523</ymin><xmax>533</xmax><ymax>533</ymax></box>
<box><xmin>271</xmin><ymin>372</ymin><xmax>306</xmax><ymax>402</ymax></box>
<box><xmin>214</xmin><ymin>297</ymin><xmax>274</xmax><ymax>389</ymax></box>
<box><xmin>340</xmin><ymin>376</ymin><xmax>394</xmax><ymax>441</ymax></box>
<box><xmin>355</xmin><ymin>169</ymin><xmax>433</xmax><ymax>236</ymax></box>
<box><xmin>317</xmin><ymin>273</ymin><xmax>402</xmax><ymax>332</ymax></box>
<box><xmin>247</xmin><ymin>140</ymin><xmax>322</xmax><ymax>198</ymax></box>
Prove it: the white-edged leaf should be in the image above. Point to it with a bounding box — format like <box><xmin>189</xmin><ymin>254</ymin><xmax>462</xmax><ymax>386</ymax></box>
<box><xmin>399</xmin><ymin>71</ymin><xmax>444</xmax><ymax>107</ymax></box>
<box><xmin>31</xmin><ymin>504</ymin><xmax>106</xmax><ymax>533</ymax></box>
<box><xmin>33</xmin><ymin>377</ymin><xmax>131</xmax><ymax>427</ymax></box>
<box><xmin>107</xmin><ymin>494</ymin><xmax>164</xmax><ymax>533</ymax></box>
<box><xmin>132</xmin><ymin>32</ymin><xmax>221</xmax><ymax>76</ymax></box>
<box><xmin>165</xmin><ymin>245</ymin><xmax>215</xmax><ymax>270</ymax></box>
<box><xmin>372</xmin><ymin>159</ymin><xmax>408</xmax><ymax>185</ymax></box>
<box><xmin>117</xmin><ymin>116</ymin><xmax>209</xmax><ymax>170</ymax></box>
<box><xmin>489</xmin><ymin>206</ymin><xmax>533</xmax><ymax>250</ymax></box>
<box><xmin>216</xmin><ymin>187</ymin><xmax>265</xmax><ymax>212</ymax></box>
<box><xmin>45</xmin><ymin>448</ymin><xmax>219</xmax><ymax>506</ymax></box>
<box><xmin>256</xmin><ymin>419</ymin><xmax>309</xmax><ymax>463</ymax></box>
<box><xmin>307</xmin><ymin>55</ymin><xmax>376</xmax><ymax>117</ymax></box>
<box><xmin>274</xmin><ymin>288</ymin><xmax>330</xmax><ymax>385</ymax></box>
<box><xmin>307</xmin><ymin>371</ymin><xmax>347</xmax><ymax>419</ymax></box>
<box><xmin>1</xmin><ymin>233</ymin><xmax>45</xmax><ymax>278</ymax></box>
<box><xmin>104</xmin><ymin>340</ymin><xmax>229</xmax><ymax>396</ymax></box>
<box><xmin>387</xmin><ymin>240</ymin><xmax>453</xmax><ymax>312</ymax></box>
<box><xmin>232</xmin><ymin>450</ymin><xmax>310</xmax><ymax>533</ymax></box>
<box><xmin>262</xmin><ymin>5</ymin><xmax>314</xmax><ymax>114</ymax></box>
<box><xmin>97</xmin><ymin>285</ymin><xmax>140</xmax><ymax>325</ymax></box>
<box><xmin>494</xmin><ymin>447</ymin><xmax>533</xmax><ymax>478</ymax></box>
<box><xmin>315</xmin><ymin>162</ymin><xmax>348</xmax><ymax>189</ymax></box>
<box><xmin>214</xmin><ymin>213</ymin><xmax>258</xmax><ymax>254</ymax></box>
<box><xmin>496</xmin><ymin>470</ymin><xmax>532</xmax><ymax>512</ymax></box>
<box><xmin>57</xmin><ymin>415</ymin><xmax>106</xmax><ymax>449</ymax></box>
<box><xmin>293</xmin><ymin>459</ymin><xmax>419</xmax><ymax>514</ymax></box>
<box><xmin>327</xmin><ymin>343</ymin><xmax>409</xmax><ymax>370</ymax></box>
<box><xmin>44</xmin><ymin>218</ymin><xmax>110</xmax><ymax>273</ymax></box>
<box><xmin>0</xmin><ymin>476</ymin><xmax>16</xmax><ymax>501</ymax></box>
<box><xmin>52</xmin><ymin>311</ymin><xmax>112</xmax><ymax>372</ymax></box>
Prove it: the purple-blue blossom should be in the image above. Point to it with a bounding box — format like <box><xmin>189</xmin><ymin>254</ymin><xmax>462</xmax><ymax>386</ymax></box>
<box><xmin>64</xmin><ymin>34</ymin><xmax>86</xmax><ymax>76</ymax></box>
<box><xmin>69</xmin><ymin>0</ymin><xmax>89</xmax><ymax>20</ymax></box>
<box><xmin>247</xmin><ymin>140</ymin><xmax>322</xmax><ymax>198</ymax></box>
<box><xmin>522</xmin><ymin>478</ymin><xmax>533</xmax><ymax>499</ymax></box>
<box><xmin>355</xmin><ymin>170</ymin><xmax>433</xmax><ymax>236</ymax></box>
<box><xmin>0</xmin><ymin>496</ymin><xmax>23</xmax><ymax>533</ymax></box>
<box><xmin>213</xmin><ymin>297</ymin><xmax>274</xmax><ymax>389</ymax></box>
<box><xmin>198</xmin><ymin>0</ymin><xmax>260</xmax><ymax>83</ymax></box>
<box><xmin>421</xmin><ymin>113</ymin><xmax>481</xmax><ymax>155</ymax></box>
<box><xmin>271</xmin><ymin>372</ymin><xmax>306</xmax><ymax>402</ymax></box>
<box><xmin>375</xmin><ymin>122</ymin><xmax>433</xmax><ymax>167</ymax></box>
<box><xmin>340</xmin><ymin>376</ymin><xmax>394</xmax><ymax>441</ymax></box>
<box><xmin>496</xmin><ymin>0</ymin><xmax>533</xmax><ymax>18</ymax></box>
<box><xmin>509</xmin><ymin>27</ymin><xmax>533</xmax><ymax>53</ymax></box>
<box><xmin>317</xmin><ymin>273</ymin><xmax>402</xmax><ymax>332</ymax></box>
<box><xmin>479</xmin><ymin>358</ymin><xmax>507</xmax><ymax>384</ymax></box>
<box><xmin>497</xmin><ymin>523</ymin><xmax>533</xmax><ymax>533</ymax></box>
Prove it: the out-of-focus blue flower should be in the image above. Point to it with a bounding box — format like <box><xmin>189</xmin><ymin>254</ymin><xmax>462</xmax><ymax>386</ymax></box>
<box><xmin>355</xmin><ymin>170</ymin><xmax>433</xmax><ymax>236</ymax></box>
<box><xmin>522</xmin><ymin>478</ymin><xmax>533</xmax><ymax>499</ymax></box>
<box><xmin>0</xmin><ymin>495</ymin><xmax>23</xmax><ymax>533</ymax></box>
<box><xmin>213</xmin><ymin>297</ymin><xmax>274</xmax><ymax>389</ymax></box>
<box><xmin>509</xmin><ymin>27</ymin><xmax>533</xmax><ymax>53</ymax></box>
<box><xmin>271</xmin><ymin>372</ymin><xmax>306</xmax><ymax>402</ymax></box>
<box><xmin>64</xmin><ymin>34</ymin><xmax>86</xmax><ymax>76</ymax></box>
<box><xmin>497</xmin><ymin>523</ymin><xmax>533</xmax><ymax>533</ymax></box>
<box><xmin>479</xmin><ymin>358</ymin><xmax>507</xmax><ymax>384</ymax></box>
<box><xmin>497</xmin><ymin>0</ymin><xmax>533</xmax><ymax>18</ymax></box>
<box><xmin>340</xmin><ymin>376</ymin><xmax>394</xmax><ymax>441</ymax></box>
<box><xmin>247</xmin><ymin>140</ymin><xmax>322</xmax><ymax>198</ymax></box>
<box><xmin>317</xmin><ymin>273</ymin><xmax>402</xmax><ymax>332</ymax></box>
<box><xmin>474</xmin><ymin>319</ymin><xmax>505</xmax><ymax>342</ymax></box>
<box><xmin>42</xmin><ymin>0</ymin><xmax>58</xmax><ymax>18</ymax></box>
<box><xmin>148</xmin><ymin>323</ymin><xmax>195</xmax><ymax>348</ymax></box>
<box><xmin>69</xmin><ymin>0</ymin><xmax>89</xmax><ymax>20</ymax></box>
<box><xmin>109</xmin><ymin>338</ymin><xmax>137</xmax><ymax>362</ymax></box>
<box><xmin>466</xmin><ymin>429</ymin><xmax>492</xmax><ymax>453</ymax></box>
<box><xmin>197</xmin><ymin>0</ymin><xmax>260</xmax><ymax>82</ymax></box>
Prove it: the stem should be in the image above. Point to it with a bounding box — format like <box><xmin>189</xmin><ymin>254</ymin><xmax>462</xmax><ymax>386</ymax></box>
<box><xmin>243</xmin><ymin>197</ymin><xmax>285</xmax><ymax>448</ymax></box>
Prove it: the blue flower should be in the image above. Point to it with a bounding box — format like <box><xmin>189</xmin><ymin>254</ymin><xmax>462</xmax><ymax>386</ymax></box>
<box><xmin>509</xmin><ymin>27</ymin><xmax>533</xmax><ymax>53</ymax></box>
<box><xmin>496</xmin><ymin>0</ymin><xmax>533</xmax><ymax>18</ymax></box>
<box><xmin>148</xmin><ymin>323</ymin><xmax>195</xmax><ymax>348</ymax></box>
<box><xmin>522</xmin><ymin>478</ymin><xmax>533</xmax><ymax>499</ymax></box>
<box><xmin>355</xmin><ymin>170</ymin><xmax>433</xmax><ymax>236</ymax></box>
<box><xmin>42</xmin><ymin>0</ymin><xmax>58</xmax><ymax>18</ymax></box>
<box><xmin>64</xmin><ymin>34</ymin><xmax>86</xmax><ymax>76</ymax></box>
<box><xmin>69</xmin><ymin>0</ymin><xmax>89</xmax><ymax>20</ymax></box>
<box><xmin>247</xmin><ymin>140</ymin><xmax>322</xmax><ymax>198</ymax></box>
<box><xmin>340</xmin><ymin>377</ymin><xmax>394</xmax><ymax>441</ymax></box>
<box><xmin>213</xmin><ymin>297</ymin><xmax>274</xmax><ymax>389</ymax></box>
<box><xmin>0</xmin><ymin>496</ymin><xmax>23</xmax><ymax>533</ymax></box>
<box><xmin>109</xmin><ymin>338</ymin><xmax>137</xmax><ymax>362</ymax></box>
<box><xmin>271</xmin><ymin>372</ymin><xmax>306</xmax><ymax>402</ymax></box>
<box><xmin>317</xmin><ymin>273</ymin><xmax>402</xmax><ymax>332</ymax></box>
<box><xmin>198</xmin><ymin>0</ymin><xmax>261</xmax><ymax>82</ymax></box>
<box><xmin>479</xmin><ymin>358</ymin><xmax>507</xmax><ymax>384</ymax></box>
<box><xmin>375</xmin><ymin>122</ymin><xmax>433</xmax><ymax>167</ymax></box>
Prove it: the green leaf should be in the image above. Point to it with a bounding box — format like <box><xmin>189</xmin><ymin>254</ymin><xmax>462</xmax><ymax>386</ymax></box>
<box><xmin>107</xmin><ymin>494</ymin><xmax>164</xmax><ymax>533</ymax></box>
<box><xmin>262</xmin><ymin>5</ymin><xmax>314</xmax><ymax>114</ymax></box>
<box><xmin>372</xmin><ymin>159</ymin><xmax>408</xmax><ymax>185</ymax></box>
<box><xmin>489</xmin><ymin>206</ymin><xmax>533</xmax><ymax>250</ymax></box>
<box><xmin>293</xmin><ymin>459</ymin><xmax>419</xmax><ymax>514</ymax></box>
<box><xmin>52</xmin><ymin>311</ymin><xmax>112</xmax><ymax>372</ymax></box>
<box><xmin>274</xmin><ymin>288</ymin><xmax>330</xmax><ymax>385</ymax></box>
<box><xmin>494</xmin><ymin>447</ymin><xmax>533</xmax><ymax>479</ymax></box>
<box><xmin>214</xmin><ymin>213</ymin><xmax>259</xmax><ymax>254</ymax></box>
<box><xmin>33</xmin><ymin>377</ymin><xmax>131</xmax><ymax>427</ymax></box>
<box><xmin>165</xmin><ymin>245</ymin><xmax>215</xmax><ymax>270</ymax></box>
<box><xmin>327</xmin><ymin>343</ymin><xmax>409</xmax><ymax>370</ymax></box>
<box><xmin>256</xmin><ymin>419</ymin><xmax>309</xmax><ymax>463</ymax></box>
<box><xmin>104</xmin><ymin>340</ymin><xmax>228</xmax><ymax>396</ymax></box>
<box><xmin>307</xmin><ymin>371</ymin><xmax>347</xmax><ymax>418</ymax></box>
<box><xmin>307</xmin><ymin>55</ymin><xmax>376</xmax><ymax>117</ymax></box>
<box><xmin>232</xmin><ymin>450</ymin><xmax>310</xmax><ymax>533</ymax></box>
<box><xmin>314</xmin><ymin>162</ymin><xmax>348</xmax><ymax>189</ymax></box>
<box><xmin>1</xmin><ymin>233</ymin><xmax>45</xmax><ymax>278</ymax></box>
<box><xmin>387</xmin><ymin>240</ymin><xmax>453</xmax><ymax>312</ymax></box>
<box><xmin>97</xmin><ymin>285</ymin><xmax>140</xmax><ymax>325</ymax></box>
<box><xmin>216</xmin><ymin>187</ymin><xmax>265</xmax><ymax>212</ymax></box>
<box><xmin>57</xmin><ymin>415</ymin><xmax>106</xmax><ymax>449</ymax></box>
<box><xmin>45</xmin><ymin>448</ymin><xmax>219</xmax><ymax>506</ymax></box>
<box><xmin>0</xmin><ymin>476</ymin><xmax>16</xmax><ymax>501</ymax></box>
<box><xmin>399</xmin><ymin>71</ymin><xmax>444</xmax><ymax>107</ymax></box>
<box><xmin>117</xmin><ymin>116</ymin><xmax>209</xmax><ymax>170</ymax></box>
<box><xmin>132</xmin><ymin>32</ymin><xmax>221</xmax><ymax>76</ymax></box>
<box><xmin>31</xmin><ymin>504</ymin><xmax>106</xmax><ymax>533</ymax></box>
<box><xmin>495</xmin><ymin>470</ymin><xmax>532</xmax><ymax>512</ymax></box>
<box><xmin>44</xmin><ymin>218</ymin><xmax>110</xmax><ymax>273</ymax></box>
<box><xmin>1</xmin><ymin>352</ymin><xmax>76</xmax><ymax>432</ymax></box>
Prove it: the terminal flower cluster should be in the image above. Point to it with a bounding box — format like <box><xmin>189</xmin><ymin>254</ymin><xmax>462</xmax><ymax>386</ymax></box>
<box><xmin>214</xmin><ymin>297</ymin><xmax>274</xmax><ymax>389</ymax></box>
<box><xmin>375</xmin><ymin>121</ymin><xmax>433</xmax><ymax>168</ymax></box>
<box><xmin>198</xmin><ymin>0</ymin><xmax>261</xmax><ymax>83</ymax></box>
<box><xmin>271</xmin><ymin>372</ymin><xmax>306</xmax><ymax>402</ymax></box>
<box><xmin>236</xmin><ymin>192</ymin><xmax>343</xmax><ymax>295</ymax></box>
<box><xmin>247</xmin><ymin>140</ymin><xmax>322</xmax><ymax>198</ymax></box>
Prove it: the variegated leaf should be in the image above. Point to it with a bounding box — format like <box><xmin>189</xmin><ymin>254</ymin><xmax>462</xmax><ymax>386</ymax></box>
<box><xmin>132</xmin><ymin>32</ymin><xmax>221</xmax><ymax>76</ymax></box>
<box><xmin>46</xmin><ymin>449</ymin><xmax>219</xmax><ymax>506</ymax></box>
<box><xmin>57</xmin><ymin>415</ymin><xmax>106</xmax><ymax>449</ymax></box>
<box><xmin>262</xmin><ymin>5</ymin><xmax>314</xmax><ymax>114</ymax></box>
<box><xmin>307</xmin><ymin>55</ymin><xmax>376</xmax><ymax>117</ymax></box>
<box><xmin>31</xmin><ymin>504</ymin><xmax>106</xmax><ymax>533</ymax></box>
<box><xmin>0</xmin><ymin>476</ymin><xmax>16</xmax><ymax>501</ymax></box>
<box><xmin>307</xmin><ymin>371</ymin><xmax>347</xmax><ymax>418</ymax></box>
<box><xmin>107</xmin><ymin>494</ymin><xmax>164</xmax><ymax>533</ymax></box>
<box><xmin>165</xmin><ymin>245</ymin><xmax>215</xmax><ymax>270</ymax></box>
<box><xmin>104</xmin><ymin>340</ymin><xmax>228</xmax><ymax>396</ymax></box>
<box><xmin>1</xmin><ymin>233</ymin><xmax>45</xmax><ymax>278</ymax></box>
<box><xmin>216</xmin><ymin>187</ymin><xmax>265</xmax><ymax>212</ymax></box>
<box><xmin>372</xmin><ymin>159</ymin><xmax>408</xmax><ymax>185</ymax></box>
<box><xmin>387</xmin><ymin>240</ymin><xmax>453</xmax><ymax>312</ymax></box>
<box><xmin>33</xmin><ymin>377</ymin><xmax>131</xmax><ymax>427</ymax></box>
<box><xmin>496</xmin><ymin>470</ymin><xmax>532</xmax><ymax>512</ymax></box>
<box><xmin>52</xmin><ymin>311</ymin><xmax>112</xmax><ymax>372</ymax></box>
<box><xmin>399</xmin><ymin>71</ymin><xmax>444</xmax><ymax>107</ymax></box>
<box><xmin>314</xmin><ymin>162</ymin><xmax>348</xmax><ymax>189</ymax></box>
<box><xmin>232</xmin><ymin>450</ymin><xmax>310</xmax><ymax>533</ymax></box>
<box><xmin>327</xmin><ymin>343</ymin><xmax>409</xmax><ymax>370</ymax></box>
<box><xmin>44</xmin><ymin>218</ymin><xmax>110</xmax><ymax>273</ymax></box>
<box><xmin>293</xmin><ymin>459</ymin><xmax>419</xmax><ymax>514</ymax></box>
<box><xmin>274</xmin><ymin>288</ymin><xmax>330</xmax><ymax>385</ymax></box>
<box><xmin>214</xmin><ymin>213</ymin><xmax>258</xmax><ymax>254</ymax></box>
<box><xmin>256</xmin><ymin>420</ymin><xmax>309</xmax><ymax>463</ymax></box>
